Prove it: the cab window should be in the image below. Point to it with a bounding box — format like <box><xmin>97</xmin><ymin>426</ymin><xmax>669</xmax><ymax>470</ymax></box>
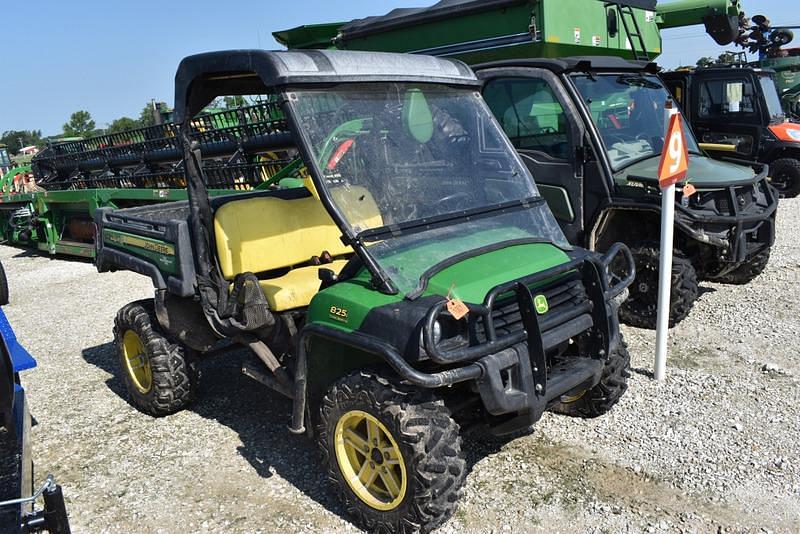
<box><xmin>698</xmin><ymin>78</ymin><xmax>757</xmax><ymax>117</ymax></box>
<box><xmin>483</xmin><ymin>78</ymin><xmax>571</xmax><ymax>160</ymax></box>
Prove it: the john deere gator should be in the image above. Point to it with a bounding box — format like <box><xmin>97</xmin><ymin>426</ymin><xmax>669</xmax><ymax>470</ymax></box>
<box><xmin>96</xmin><ymin>49</ymin><xmax>634</xmax><ymax>532</ymax></box>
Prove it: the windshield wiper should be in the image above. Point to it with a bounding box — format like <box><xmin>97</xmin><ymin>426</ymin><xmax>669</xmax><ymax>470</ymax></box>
<box><xmin>357</xmin><ymin>196</ymin><xmax>545</xmax><ymax>243</ymax></box>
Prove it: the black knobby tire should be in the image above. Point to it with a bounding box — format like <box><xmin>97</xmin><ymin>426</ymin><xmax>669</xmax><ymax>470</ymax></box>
<box><xmin>113</xmin><ymin>300</ymin><xmax>198</xmax><ymax>416</ymax></box>
<box><xmin>712</xmin><ymin>248</ymin><xmax>771</xmax><ymax>285</ymax></box>
<box><xmin>770</xmin><ymin>158</ymin><xmax>800</xmax><ymax>198</ymax></box>
<box><xmin>0</xmin><ymin>261</ymin><xmax>8</xmax><ymax>306</ymax></box>
<box><xmin>550</xmin><ymin>336</ymin><xmax>631</xmax><ymax>418</ymax></box>
<box><xmin>319</xmin><ymin>371</ymin><xmax>466</xmax><ymax>533</ymax></box>
<box><xmin>619</xmin><ymin>242</ymin><xmax>698</xmax><ymax>330</ymax></box>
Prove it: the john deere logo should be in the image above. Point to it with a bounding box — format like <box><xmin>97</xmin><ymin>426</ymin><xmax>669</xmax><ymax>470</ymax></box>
<box><xmin>534</xmin><ymin>295</ymin><xmax>549</xmax><ymax>314</ymax></box>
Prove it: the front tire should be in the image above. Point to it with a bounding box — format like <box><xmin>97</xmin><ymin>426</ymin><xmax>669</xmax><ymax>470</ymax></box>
<box><xmin>319</xmin><ymin>371</ymin><xmax>465</xmax><ymax>533</ymax></box>
<box><xmin>551</xmin><ymin>336</ymin><xmax>631</xmax><ymax>418</ymax></box>
<box><xmin>113</xmin><ymin>300</ymin><xmax>198</xmax><ymax>416</ymax></box>
<box><xmin>710</xmin><ymin>247</ymin><xmax>770</xmax><ymax>285</ymax></box>
<box><xmin>769</xmin><ymin>158</ymin><xmax>800</xmax><ymax>198</ymax></box>
<box><xmin>619</xmin><ymin>242</ymin><xmax>698</xmax><ymax>330</ymax></box>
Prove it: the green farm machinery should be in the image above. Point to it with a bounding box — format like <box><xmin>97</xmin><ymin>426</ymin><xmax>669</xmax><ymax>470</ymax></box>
<box><xmin>0</xmin><ymin>102</ymin><xmax>297</xmax><ymax>258</ymax></box>
<box><xmin>274</xmin><ymin>0</ymin><xmax>745</xmax><ymax>63</ymax></box>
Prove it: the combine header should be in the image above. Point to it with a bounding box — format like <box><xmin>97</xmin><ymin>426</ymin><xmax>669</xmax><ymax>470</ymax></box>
<box><xmin>0</xmin><ymin>102</ymin><xmax>298</xmax><ymax>257</ymax></box>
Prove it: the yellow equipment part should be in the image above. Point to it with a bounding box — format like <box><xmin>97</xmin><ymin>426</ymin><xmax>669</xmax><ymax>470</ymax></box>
<box><xmin>213</xmin><ymin>186</ymin><xmax>382</xmax><ymax>311</ymax></box>
<box><xmin>258</xmin><ymin>260</ymin><xmax>349</xmax><ymax>311</ymax></box>
<box><xmin>699</xmin><ymin>142</ymin><xmax>738</xmax><ymax>153</ymax></box>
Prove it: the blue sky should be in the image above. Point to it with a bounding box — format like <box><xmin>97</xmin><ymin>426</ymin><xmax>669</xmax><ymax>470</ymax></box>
<box><xmin>1</xmin><ymin>0</ymin><xmax>796</xmax><ymax>135</ymax></box>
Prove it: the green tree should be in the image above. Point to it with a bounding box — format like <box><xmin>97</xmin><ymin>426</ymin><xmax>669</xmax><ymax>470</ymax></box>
<box><xmin>62</xmin><ymin>110</ymin><xmax>96</xmax><ymax>137</ymax></box>
<box><xmin>696</xmin><ymin>56</ymin><xmax>714</xmax><ymax>68</ymax></box>
<box><xmin>139</xmin><ymin>101</ymin><xmax>171</xmax><ymax>127</ymax></box>
<box><xmin>223</xmin><ymin>95</ymin><xmax>248</xmax><ymax>108</ymax></box>
<box><xmin>107</xmin><ymin>117</ymin><xmax>140</xmax><ymax>134</ymax></box>
<box><xmin>0</xmin><ymin>130</ymin><xmax>43</xmax><ymax>155</ymax></box>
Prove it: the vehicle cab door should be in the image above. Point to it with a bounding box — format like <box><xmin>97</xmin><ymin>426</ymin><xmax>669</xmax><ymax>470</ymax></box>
<box><xmin>479</xmin><ymin>67</ymin><xmax>586</xmax><ymax>243</ymax></box>
<box><xmin>689</xmin><ymin>72</ymin><xmax>765</xmax><ymax>160</ymax></box>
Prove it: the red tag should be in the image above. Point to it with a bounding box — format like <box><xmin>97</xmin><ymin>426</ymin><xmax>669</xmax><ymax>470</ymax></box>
<box><xmin>683</xmin><ymin>183</ymin><xmax>697</xmax><ymax>198</ymax></box>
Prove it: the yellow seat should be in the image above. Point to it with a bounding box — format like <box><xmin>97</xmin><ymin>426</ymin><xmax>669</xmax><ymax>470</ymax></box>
<box><xmin>213</xmin><ymin>187</ymin><xmax>381</xmax><ymax>311</ymax></box>
<box><xmin>258</xmin><ymin>260</ymin><xmax>349</xmax><ymax>311</ymax></box>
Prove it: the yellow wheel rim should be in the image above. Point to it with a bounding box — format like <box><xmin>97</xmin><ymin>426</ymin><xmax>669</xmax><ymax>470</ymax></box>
<box><xmin>334</xmin><ymin>410</ymin><xmax>407</xmax><ymax>511</ymax></box>
<box><xmin>122</xmin><ymin>330</ymin><xmax>152</xmax><ymax>394</ymax></box>
<box><xmin>560</xmin><ymin>390</ymin><xmax>587</xmax><ymax>404</ymax></box>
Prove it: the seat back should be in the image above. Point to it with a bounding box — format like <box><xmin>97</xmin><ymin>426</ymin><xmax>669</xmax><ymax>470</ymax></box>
<box><xmin>213</xmin><ymin>187</ymin><xmax>382</xmax><ymax>280</ymax></box>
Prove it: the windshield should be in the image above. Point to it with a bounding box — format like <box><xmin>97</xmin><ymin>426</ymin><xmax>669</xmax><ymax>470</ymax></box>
<box><xmin>290</xmin><ymin>83</ymin><xmax>570</xmax><ymax>296</ymax></box>
<box><xmin>571</xmin><ymin>74</ymin><xmax>700</xmax><ymax>171</ymax></box>
<box><xmin>759</xmin><ymin>75</ymin><xmax>785</xmax><ymax>122</ymax></box>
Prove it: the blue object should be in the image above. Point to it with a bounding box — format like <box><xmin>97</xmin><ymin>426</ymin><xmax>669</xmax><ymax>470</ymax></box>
<box><xmin>0</xmin><ymin>308</ymin><xmax>36</xmax><ymax>373</ymax></box>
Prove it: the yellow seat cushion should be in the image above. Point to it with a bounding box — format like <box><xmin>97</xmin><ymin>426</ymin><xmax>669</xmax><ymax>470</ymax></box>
<box><xmin>258</xmin><ymin>260</ymin><xmax>348</xmax><ymax>311</ymax></box>
<box><xmin>214</xmin><ymin>194</ymin><xmax>351</xmax><ymax>280</ymax></box>
<box><xmin>214</xmin><ymin>187</ymin><xmax>382</xmax><ymax>311</ymax></box>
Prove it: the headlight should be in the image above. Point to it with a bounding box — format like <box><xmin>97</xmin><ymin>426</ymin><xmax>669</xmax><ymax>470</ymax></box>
<box><xmin>419</xmin><ymin>320</ymin><xmax>442</xmax><ymax>353</ymax></box>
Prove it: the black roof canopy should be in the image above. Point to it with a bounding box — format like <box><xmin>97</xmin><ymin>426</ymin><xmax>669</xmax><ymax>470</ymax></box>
<box><xmin>339</xmin><ymin>0</ymin><xmax>658</xmax><ymax>41</ymax></box>
<box><xmin>173</xmin><ymin>49</ymin><xmax>477</xmax><ymax>123</ymax></box>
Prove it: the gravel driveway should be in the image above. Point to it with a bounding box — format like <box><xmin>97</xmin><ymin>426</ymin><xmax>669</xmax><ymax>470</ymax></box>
<box><xmin>3</xmin><ymin>198</ymin><xmax>799</xmax><ymax>533</ymax></box>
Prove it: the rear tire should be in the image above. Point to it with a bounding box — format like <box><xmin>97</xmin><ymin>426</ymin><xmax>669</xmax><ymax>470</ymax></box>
<box><xmin>0</xmin><ymin>261</ymin><xmax>8</xmax><ymax>306</ymax></box>
<box><xmin>113</xmin><ymin>300</ymin><xmax>198</xmax><ymax>416</ymax></box>
<box><xmin>619</xmin><ymin>242</ymin><xmax>698</xmax><ymax>330</ymax></box>
<box><xmin>319</xmin><ymin>371</ymin><xmax>465</xmax><ymax>533</ymax></box>
<box><xmin>550</xmin><ymin>336</ymin><xmax>631</xmax><ymax>418</ymax></box>
<box><xmin>711</xmin><ymin>247</ymin><xmax>771</xmax><ymax>285</ymax></box>
<box><xmin>769</xmin><ymin>158</ymin><xmax>800</xmax><ymax>198</ymax></box>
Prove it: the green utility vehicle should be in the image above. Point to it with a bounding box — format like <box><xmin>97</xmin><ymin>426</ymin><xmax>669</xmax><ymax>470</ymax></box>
<box><xmin>278</xmin><ymin>0</ymin><xmax>778</xmax><ymax>329</ymax></box>
<box><xmin>96</xmin><ymin>49</ymin><xmax>634</xmax><ymax>532</ymax></box>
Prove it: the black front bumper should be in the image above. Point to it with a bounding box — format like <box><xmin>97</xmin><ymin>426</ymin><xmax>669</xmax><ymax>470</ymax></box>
<box><xmin>678</xmin><ymin>170</ymin><xmax>777</xmax><ymax>274</ymax></box>
<box><xmin>296</xmin><ymin>245</ymin><xmax>634</xmax><ymax>435</ymax></box>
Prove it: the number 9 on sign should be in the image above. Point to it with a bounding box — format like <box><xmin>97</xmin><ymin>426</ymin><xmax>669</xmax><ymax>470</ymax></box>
<box><xmin>658</xmin><ymin>113</ymin><xmax>689</xmax><ymax>188</ymax></box>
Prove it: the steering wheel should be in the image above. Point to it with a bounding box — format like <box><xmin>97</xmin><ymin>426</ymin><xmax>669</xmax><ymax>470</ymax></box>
<box><xmin>605</xmin><ymin>133</ymin><xmax>633</xmax><ymax>145</ymax></box>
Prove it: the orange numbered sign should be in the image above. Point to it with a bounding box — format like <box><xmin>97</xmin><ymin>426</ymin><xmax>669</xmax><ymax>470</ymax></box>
<box><xmin>658</xmin><ymin>113</ymin><xmax>689</xmax><ymax>188</ymax></box>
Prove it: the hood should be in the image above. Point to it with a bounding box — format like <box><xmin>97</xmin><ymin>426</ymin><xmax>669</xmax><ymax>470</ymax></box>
<box><xmin>423</xmin><ymin>242</ymin><xmax>570</xmax><ymax>303</ymax></box>
<box><xmin>619</xmin><ymin>154</ymin><xmax>756</xmax><ymax>187</ymax></box>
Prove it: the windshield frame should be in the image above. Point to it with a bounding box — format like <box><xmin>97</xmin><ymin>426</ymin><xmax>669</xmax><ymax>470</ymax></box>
<box><xmin>759</xmin><ymin>73</ymin><xmax>786</xmax><ymax>123</ymax></box>
<box><xmin>566</xmin><ymin>71</ymin><xmax>703</xmax><ymax>173</ymax></box>
<box><xmin>282</xmin><ymin>82</ymin><xmax>559</xmax><ymax>296</ymax></box>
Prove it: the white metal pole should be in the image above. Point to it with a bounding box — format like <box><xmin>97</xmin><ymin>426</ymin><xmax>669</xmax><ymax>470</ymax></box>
<box><xmin>654</xmin><ymin>104</ymin><xmax>679</xmax><ymax>381</ymax></box>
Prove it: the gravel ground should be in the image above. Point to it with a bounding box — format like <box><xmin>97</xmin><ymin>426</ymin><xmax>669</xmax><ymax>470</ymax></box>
<box><xmin>2</xmin><ymin>198</ymin><xmax>798</xmax><ymax>533</ymax></box>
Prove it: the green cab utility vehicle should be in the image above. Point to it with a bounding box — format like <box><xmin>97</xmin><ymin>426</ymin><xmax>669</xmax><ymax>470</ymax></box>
<box><xmin>663</xmin><ymin>66</ymin><xmax>800</xmax><ymax>198</ymax></box>
<box><xmin>476</xmin><ymin>57</ymin><xmax>777</xmax><ymax>328</ymax></box>
<box><xmin>277</xmin><ymin>0</ymin><xmax>778</xmax><ymax>329</ymax></box>
<box><xmin>95</xmin><ymin>49</ymin><xmax>634</xmax><ymax>532</ymax></box>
